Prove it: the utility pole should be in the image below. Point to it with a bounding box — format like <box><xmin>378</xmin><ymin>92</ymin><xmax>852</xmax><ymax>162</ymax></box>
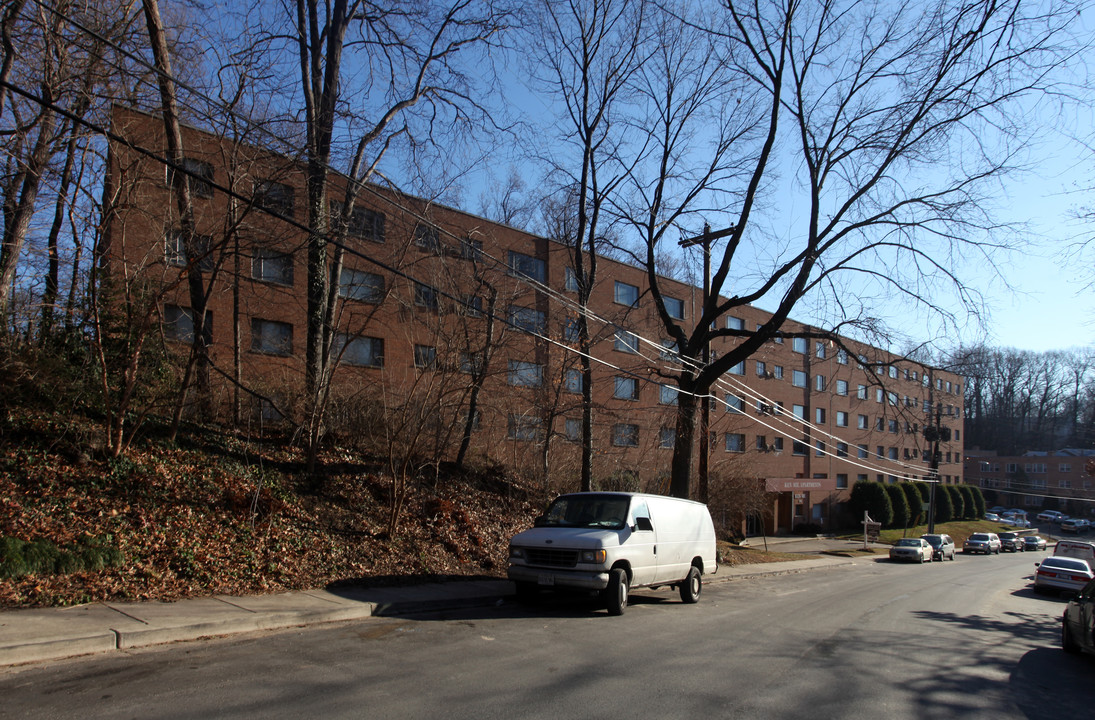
<box><xmin>679</xmin><ymin>223</ymin><xmax>735</xmax><ymax>503</ymax></box>
<box><xmin>924</xmin><ymin>393</ymin><xmax>950</xmax><ymax>533</ymax></box>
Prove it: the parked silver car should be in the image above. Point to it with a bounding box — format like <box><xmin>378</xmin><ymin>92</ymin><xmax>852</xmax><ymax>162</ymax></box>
<box><xmin>1034</xmin><ymin>556</ymin><xmax>1094</xmax><ymax>595</ymax></box>
<box><xmin>890</xmin><ymin>538</ymin><xmax>934</xmax><ymax>563</ymax></box>
<box><xmin>1023</xmin><ymin>535</ymin><xmax>1048</xmax><ymax>551</ymax></box>
<box><xmin>1062</xmin><ymin>578</ymin><xmax>1095</xmax><ymax>656</ymax></box>
<box><xmin>963</xmin><ymin>532</ymin><xmax>1001</xmax><ymax>555</ymax></box>
<box><xmin>920</xmin><ymin>533</ymin><xmax>956</xmax><ymax>561</ymax></box>
<box><xmin>998</xmin><ymin>532</ymin><xmax>1025</xmax><ymax>552</ymax></box>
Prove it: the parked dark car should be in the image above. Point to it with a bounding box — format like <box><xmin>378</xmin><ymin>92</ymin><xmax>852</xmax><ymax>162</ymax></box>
<box><xmin>921</xmin><ymin>533</ymin><xmax>956</xmax><ymax>561</ymax></box>
<box><xmin>1023</xmin><ymin>535</ymin><xmax>1048</xmax><ymax>551</ymax></box>
<box><xmin>999</xmin><ymin>532</ymin><xmax>1025</xmax><ymax>552</ymax></box>
<box><xmin>1062</xmin><ymin>578</ymin><xmax>1095</xmax><ymax>656</ymax></box>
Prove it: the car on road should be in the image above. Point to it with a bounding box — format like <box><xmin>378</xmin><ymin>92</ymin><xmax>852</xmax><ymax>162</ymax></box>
<box><xmin>1038</xmin><ymin>510</ymin><xmax>1068</xmax><ymax>523</ymax></box>
<box><xmin>964</xmin><ymin>532</ymin><xmax>1002</xmax><ymax>555</ymax></box>
<box><xmin>1023</xmin><ymin>535</ymin><xmax>1048</xmax><ymax>551</ymax></box>
<box><xmin>999</xmin><ymin>532</ymin><xmax>1025</xmax><ymax>552</ymax></box>
<box><xmin>1034</xmin><ymin>556</ymin><xmax>1094</xmax><ymax>595</ymax></box>
<box><xmin>1062</xmin><ymin>578</ymin><xmax>1095</xmax><ymax>656</ymax></box>
<box><xmin>921</xmin><ymin>533</ymin><xmax>956</xmax><ymax>561</ymax></box>
<box><xmin>1001</xmin><ymin>514</ymin><xmax>1031</xmax><ymax>528</ymax></box>
<box><xmin>1061</xmin><ymin>519</ymin><xmax>1090</xmax><ymax>533</ymax></box>
<box><xmin>890</xmin><ymin>538</ymin><xmax>934</xmax><ymax>563</ymax></box>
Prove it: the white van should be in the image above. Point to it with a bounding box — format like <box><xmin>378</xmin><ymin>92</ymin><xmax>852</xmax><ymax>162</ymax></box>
<box><xmin>507</xmin><ymin>492</ymin><xmax>717</xmax><ymax>615</ymax></box>
<box><xmin>1054</xmin><ymin>539</ymin><xmax>1095</xmax><ymax>565</ymax></box>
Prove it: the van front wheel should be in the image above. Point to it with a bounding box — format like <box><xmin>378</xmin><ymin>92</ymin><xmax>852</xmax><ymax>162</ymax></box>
<box><xmin>605</xmin><ymin>568</ymin><xmax>629</xmax><ymax>616</ymax></box>
<box><xmin>679</xmin><ymin>566</ymin><xmax>701</xmax><ymax>604</ymax></box>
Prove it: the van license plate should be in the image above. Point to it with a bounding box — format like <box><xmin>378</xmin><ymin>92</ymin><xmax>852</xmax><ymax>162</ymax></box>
<box><xmin>537</xmin><ymin>574</ymin><xmax>555</xmax><ymax>586</ymax></box>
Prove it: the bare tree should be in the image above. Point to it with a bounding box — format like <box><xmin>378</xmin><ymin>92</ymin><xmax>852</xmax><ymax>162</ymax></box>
<box><xmin>530</xmin><ymin>0</ymin><xmax>649</xmax><ymax>491</ymax></box>
<box><xmin>625</xmin><ymin>0</ymin><xmax>1078</xmax><ymax>498</ymax></box>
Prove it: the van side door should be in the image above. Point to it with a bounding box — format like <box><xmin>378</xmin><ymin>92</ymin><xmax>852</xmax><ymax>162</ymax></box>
<box><xmin>626</xmin><ymin>500</ymin><xmax>658</xmax><ymax>587</ymax></box>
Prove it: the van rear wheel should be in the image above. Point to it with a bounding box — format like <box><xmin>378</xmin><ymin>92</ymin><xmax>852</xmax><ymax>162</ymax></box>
<box><xmin>679</xmin><ymin>566</ymin><xmax>701</xmax><ymax>604</ymax></box>
<box><xmin>605</xmin><ymin>568</ymin><xmax>629</xmax><ymax>616</ymax></box>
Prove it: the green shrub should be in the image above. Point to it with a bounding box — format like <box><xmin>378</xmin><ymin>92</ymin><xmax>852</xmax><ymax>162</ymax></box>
<box><xmin>946</xmin><ymin>484</ymin><xmax>965</xmax><ymax>520</ymax></box>
<box><xmin>934</xmin><ymin>483</ymin><xmax>954</xmax><ymax>524</ymax></box>
<box><xmin>885</xmin><ymin>483</ymin><xmax>910</xmax><ymax>529</ymax></box>
<box><xmin>849</xmin><ymin>480</ymin><xmax>893</xmax><ymax>527</ymax></box>
<box><xmin>0</xmin><ymin>535</ymin><xmax>123</xmax><ymax>579</ymax></box>
<box><xmin>902</xmin><ymin>482</ymin><xmax>924</xmax><ymax>526</ymax></box>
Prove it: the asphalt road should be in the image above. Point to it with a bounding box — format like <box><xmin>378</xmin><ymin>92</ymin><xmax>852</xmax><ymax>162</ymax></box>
<box><xmin>1</xmin><ymin>550</ymin><xmax>1092</xmax><ymax>720</ymax></box>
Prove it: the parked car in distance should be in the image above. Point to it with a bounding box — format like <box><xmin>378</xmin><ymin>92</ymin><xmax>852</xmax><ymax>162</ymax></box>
<box><xmin>1023</xmin><ymin>535</ymin><xmax>1048</xmax><ymax>551</ymax></box>
<box><xmin>964</xmin><ymin>532</ymin><xmax>1002</xmax><ymax>555</ymax></box>
<box><xmin>890</xmin><ymin>538</ymin><xmax>934</xmax><ymax>563</ymax></box>
<box><xmin>1062</xmin><ymin>578</ymin><xmax>1095</xmax><ymax>656</ymax></box>
<box><xmin>989</xmin><ymin>506</ymin><xmax>1007</xmax><ymax>514</ymax></box>
<box><xmin>1038</xmin><ymin>510</ymin><xmax>1068</xmax><ymax>523</ymax></box>
<box><xmin>984</xmin><ymin>513</ymin><xmax>1001</xmax><ymax>522</ymax></box>
<box><xmin>1034</xmin><ymin>556</ymin><xmax>1094</xmax><ymax>595</ymax></box>
<box><xmin>1001</xmin><ymin>513</ymin><xmax>1031</xmax><ymax>528</ymax></box>
<box><xmin>1061</xmin><ymin>519</ymin><xmax>1090</xmax><ymax>533</ymax></box>
<box><xmin>921</xmin><ymin>534</ymin><xmax>956</xmax><ymax>561</ymax></box>
<box><xmin>999</xmin><ymin>532</ymin><xmax>1025</xmax><ymax>552</ymax></box>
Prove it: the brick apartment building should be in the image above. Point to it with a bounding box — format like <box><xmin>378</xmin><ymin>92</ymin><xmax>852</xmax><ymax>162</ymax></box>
<box><xmin>964</xmin><ymin>448</ymin><xmax>1095</xmax><ymax>519</ymax></box>
<box><xmin>103</xmin><ymin>106</ymin><xmax>965</xmax><ymax>534</ymax></box>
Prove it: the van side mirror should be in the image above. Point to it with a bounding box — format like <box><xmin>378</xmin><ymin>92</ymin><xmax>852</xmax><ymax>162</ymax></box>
<box><xmin>635</xmin><ymin>516</ymin><xmax>654</xmax><ymax>532</ymax></box>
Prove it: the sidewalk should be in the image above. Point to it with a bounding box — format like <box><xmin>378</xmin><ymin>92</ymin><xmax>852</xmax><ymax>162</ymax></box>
<box><xmin>0</xmin><ymin>553</ymin><xmax>862</xmax><ymax>668</ymax></box>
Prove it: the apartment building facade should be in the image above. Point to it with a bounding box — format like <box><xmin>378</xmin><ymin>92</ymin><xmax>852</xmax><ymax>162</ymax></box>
<box><xmin>104</xmin><ymin>106</ymin><xmax>965</xmax><ymax>534</ymax></box>
<box><xmin>964</xmin><ymin>448</ymin><xmax>1095</xmax><ymax>519</ymax></box>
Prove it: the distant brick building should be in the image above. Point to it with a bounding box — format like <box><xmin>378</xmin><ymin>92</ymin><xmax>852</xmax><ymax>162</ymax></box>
<box><xmin>104</xmin><ymin>106</ymin><xmax>965</xmax><ymax>535</ymax></box>
<box><xmin>964</xmin><ymin>448</ymin><xmax>1095</xmax><ymax>519</ymax></box>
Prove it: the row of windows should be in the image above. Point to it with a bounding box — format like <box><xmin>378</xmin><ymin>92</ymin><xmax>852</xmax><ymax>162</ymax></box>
<box><xmin>978</xmin><ymin>461</ymin><xmax>1083</xmax><ymax>474</ymax></box>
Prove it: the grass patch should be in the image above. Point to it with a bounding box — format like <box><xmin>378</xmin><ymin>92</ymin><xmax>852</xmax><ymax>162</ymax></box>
<box><xmin>835</xmin><ymin>519</ymin><xmax>1036</xmax><ymax>547</ymax></box>
<box><xmin>717</xmin><ymin>541</ymin><xmax>815</xmax><ymax>565</ymax></box>
<box><xmin>0</xmin><ymin>536</ymin><xmax>123</xmax><ymax>580</ymax></box>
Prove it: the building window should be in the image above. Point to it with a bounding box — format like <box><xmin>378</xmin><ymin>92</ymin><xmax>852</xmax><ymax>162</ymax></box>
<box><xmin>727</xmin><ymin>316</ymin><xmax>745</xmax><ymax>331</ymax></box>
<box><xmin>252</xmin><ymin>248</ymin><xmax>294</xmax><ymax>286</ymax></box>
<box><xmin>756</xmin><ymin>435</ymin><xmax>767</xmax><ymax>451</ymax></box>
<box><xmin>773</xmin><ymin>437</ymin><xmax>784</xmax><ymax>452</ymax></box>
<box><xmin>565</xmin><ymin>418</ymin><xmax>581</xmax><ymax>442</ymax></box>
<box><xmin>163</xmin><ymin>305</ymin><xmax>211</xmax><ymax>344</ymax></box>
<box><xmin>508</xmin><ymin>414</ymin><xmax>542</xmax><ymax>441</ymax></box>
<box><xmin>876</xmin><ymin>417</ymin><xmax>885</xmax><ymax>431</ymax></box>
<box><xmin>815</xmin><ymin>374</ymin><xmax>825</xmax><ymax>392</ymax></box>
<box><xmin>876</xmin><ymin>388</ymin><xmax>884</xmax><ymax>403</ymax></box>
<box><xmin>837</xmin><ymin>474</ymin><xmax>849</xmax><ymax>489</ymax></box>
<box><xmin>614</xmin><ymin>376</ymin><xmax>640</xmax><ymax>400</ymax></box>
<box><xmin>660</xmin><ymin>384</ymin><xmax>678</xmax><ymax>405</ymax></box>
<box><xmin>729</xmin><ymin>361</ymin><xmax>745</xmax><ymax>375</ymax></box>
<box><xmin>251</xmin><ymin>318</ymin><xmax>292</xmax><ymax>356</ymax></box>
<box><xmin>665</xmin><ymin>296</ymin><xmax>684</xmax><ymax>319</ymax></box>
<box><xmin>793</xmin><ymin>441</ymin><xmax>807</xmax><ymax>456</ymax></box>
<box><xmin>338</xmin><ymin>268</ymin><xmax>384</xmax><ymax>303</ymax></box>
<box><xmin>508</xmin><ymin>305</ymin><xmax>546</xmax><ymax>334</ymax></box>
<box><xmin>508</xmin><ymin>250</ymin><xmax>546</xmax><ymax>282</ymax></box>
<box><xmin>253</xmin><ymin>180</ymin><xmax>294</xmax><ymax>215</ymax></box>
<box><xmin>458</xmin><ymin>236</ymin><xmax>482</xmax><ymax>260</ymax></box>
<box><xmin>816</xmin><ymin>440</ymin><xmax>825</xmax><ymax>456</ymax></box>
<box><xmin>889</xmin><ymin>365</ymin><xmax>898</xmax><ymax>379</ymax></box>
<box><xmin>563</xmin><ymin>318</ymin><xmax>581</xmax><ymax>342</ymax></box>
<box><xmin>836</xmin><ymin>411</ymin><xmax>848</xmax><ymax>427</ymax></box>
<box><xmin>166</xmin><ymin>157</ymin><xmax>214</xmax><ymax>198</ymax></box>
<box><xmin>660</xmin><ymin>338</ymin><xmax>680</xmax><ymax>362</ymax></box>
<box><xmin>564</xmin><ymin>266</ymin><xmax>580</xmax><ymax>291</ymax></box>
<box><xmin>165</xmin><ymin>231</ymin><xmax>214</xmax><ymax>271</ymax></box>
<box><xmin>888</xmin><ymin>447</ymin><xmax>898</xmax><ymax>460</ymax></box>
<box><xmin>877</xmin><ymin>446</ymin><xmax>885</xmax><ymax>459</ymax></box>
<box><xmin>793</xmin><ymin>337</ymin><xmax>807</xmax><ymax>354</ymax></box>
<box><xmin>792</xmin><ymin>369</ymin><xmax>807</xmax><ymax>387</ymax></box>
<box><xmin>331</xmin><ymin>201</ymin><xmax>385</xmax><ymax>243</ymax></box>
<box><xmin>613</xmin><ymin>423</ymin><xmax>640</xmax><ymax>447</ymax></box>
<box><xmin>414</xmin><ymin>223</ymin><xmax>441</xmax><ymax>251</ymax></box>
<box><xmin>837</xmin><ymin>349</ymin><xmax>848</xmax><ymax>365</ymax></box>
<box><xmin>614</xmin><ymin>280</ymin><xmax>640</xmax><ymax>307</ymax></box>
<box><xmin>508</xmin><ymin>360</ymin><xmax>543</xmax><ymax>387</ymax></box>
<box><xmin>857</xmin><ymin>444</ymin><xmax>868</xmax><ymax>459</ymax></box>
<box><xmin>858</xmin><ymin>414</ymin><xmax>868</xmax><ymax>429</ymax></box>
<box><xmin>459</xmin><ymin>352</ymin><xmax>482</xmax><ymax>375</ymax></box>
<box><xmin>773</xmin><ymin>365</ymin><xmax>784</xmax><ymax>380</ymax></box>
<box><xmin>333</xmin><ymin>334</ymin><xmax>383</xmax><ymax>367</ymax></box>
<box><xmin>857</xmin><ymin>384</ymin><xmax>867</xmax><ymax>400</ymax></box>
<box><xmin>793</xmin><ymin>404</ymin><xmax>805</xmax><ymax>420</ymax></box>
<box><xmin>837</xmin><ymin>442</ymin><xmax>848</xmax><ymax>457</ymax></box>
<box><xmin>659</xmin><ymin>427</ymin><xmax>675</xmax><ymax>448</ymax></box>
<box><xmin>888</xmin><ymin>419</ymin><xmax>898</xmax><ymax>433</ymax></box>
<box><xmin>726</xmin><ymin>394</ymin><xmax>744</xmax><ymax>413</ymax></box>
<box><xmin>815</xmin><ymin>341</ymin><xmax>826</xmax><ymax>359</ymax></box>
<box><xmin>414</xmin><ymin>345</ymin><xmax>437</xmax><ymax>369</ymax></box>
<box><xmin>725</xmin><ymin>433</ymin><xmax>745</xmax><ymax>453</ymax></box>
<box><xmin>459</xmin><ymin>294</ymin><xmax>483</xmax><ymax>317</ymax></box>
<box><xmin>816</xmin><ymin>407</ymin><xmax>826</xmax><ymax>424</ymax></box>
<box><xmin>614</xmin><ymin>328</ymin><xmax>639</xmax><ymax>353</ymax></box>
<box><xmin>565</xmin><ymin>369</ymin><xmax>584</xmax><ymax>394</ymax></box>
<box><xmin>756</xmin><ymin>361</ymin><xmax>766</xmax><ymax>377</ymax></box>
<box><xmin>414</xmin><ymin>283</ymin><xmax>439</xmax><ymax>310</ymax></box>
<box><xmin>836</xmin><ymin>379</ymin><xmax>848</xmax><ymax>396</ymax></box>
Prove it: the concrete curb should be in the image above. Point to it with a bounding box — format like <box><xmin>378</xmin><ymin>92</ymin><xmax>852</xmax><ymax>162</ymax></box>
<box><xmin>0</xmin><ymin>558</ymin><xmax>855</xmax><ymax>668</ymax></box>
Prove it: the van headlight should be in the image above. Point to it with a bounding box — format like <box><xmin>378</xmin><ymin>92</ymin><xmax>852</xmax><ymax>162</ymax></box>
<box><xmin>509</xmin><ymin>546</ymin><xmax>525</xmax><ymax>559</ymax></box>
<box><xmin>580</xmin><ymin>550</ymin><xmax>607</xmax><ymax>564</ymax></box>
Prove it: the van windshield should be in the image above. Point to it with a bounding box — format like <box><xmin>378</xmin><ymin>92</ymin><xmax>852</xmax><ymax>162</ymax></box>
<box><xmin>539</xmin><ymin>494</ymin><xmax>630</xmax><ymax>530</ymax></box>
